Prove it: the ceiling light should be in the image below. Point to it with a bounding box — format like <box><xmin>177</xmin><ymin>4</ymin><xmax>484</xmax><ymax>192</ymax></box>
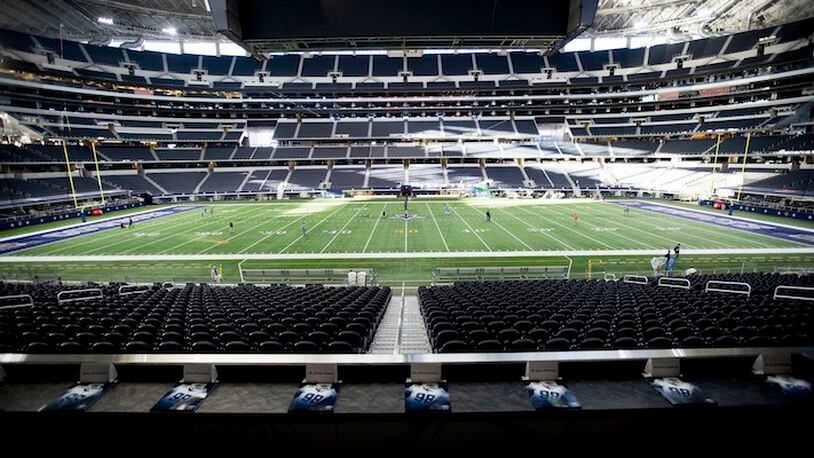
<box><xmin>696</xmin><ymin>6</ymin><xmax>714</xmax><ymax>18</ymax></box>
<box><xmin>97</xmin><ymin>17</ymin><xmax>113</xmax><ymax>25</ymax></box>
<box><xmin>162</xmin><ymin>27</ymin><xmax>177</xmax><ymax>35</ymax></box>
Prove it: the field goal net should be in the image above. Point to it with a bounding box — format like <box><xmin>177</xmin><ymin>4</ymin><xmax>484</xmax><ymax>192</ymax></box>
<box><xmin>432</xmin><ymin>265</ymin><xmax>571</xmax><ymax>284</ymax></box>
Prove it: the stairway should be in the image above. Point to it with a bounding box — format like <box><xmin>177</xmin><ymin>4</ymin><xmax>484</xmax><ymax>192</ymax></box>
<box><xmin>369</xmin><ymin>294</ymin><xmax>402</xmax><ymax>354</ymax></box>
<box><xmin>398</xmin><ymin>294</ymin><xmax>431</xmax><ymax>354</ymax></box>
<box><xmin>369</xmin><ymin>287</ymin><xmax>431</xmax><ymax>354</ymax></box>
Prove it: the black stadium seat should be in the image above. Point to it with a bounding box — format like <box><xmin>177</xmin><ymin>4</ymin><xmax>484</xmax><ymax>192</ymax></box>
<box><xmin>440</xmin><ymin>340</ymin><xmax>468</xmax><ymax>353</ymax></box>
<box><xmin>0</xmin><ymin>282</ymin><xmax>390</xmax><ymax>355</ymax></box>
<box><xmin>327</xmin><ymin>341</ymin><xmax>355</xmax><ymax>353</ymax></box>
<box><xmin>259</xmin><ymin>340</ymin><xmax>286</xmax><ymax>352</ymax></box>
<box><xmin>418</xmin><ymin>274</ymin><xmax>813</xmax><ymax>353</ymax></box>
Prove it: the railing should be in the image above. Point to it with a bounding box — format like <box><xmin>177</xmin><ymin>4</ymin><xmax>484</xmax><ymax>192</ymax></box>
<box><xmin>118</xmin><ymin>284</ymin><xmax>152</xmax><ymax>296</ymax></box>
<box><xmin>773</xmin><ymin>285</ymin><xmax>814</xmax><ymax>302</ymax></box>
<box><xmin>775</xmin><ymin>266</ymin><xmax>814</xmax><ymax>276</ymax></box>
<box><xmin>623</xmin><ymin>275</ymin><xmax>649</xmax><ymax>285</ymax></box>
<box><xmin>0</xmin><ymin>346</ymin><xmax>808</xmax><ymax>367</ymax></box>
<box><xmin>705</xmin><ymin>281</ymin><xmax>751</xmax><ymax>297</ymax></box>
<box><xmin>56</xmin><ymin>288</ymin><xmax>103</xmax><ymax>304</ymax></box>
<box><xmin>657</xmin><ymin>277</ymin><xmax>691</xmax><ymax>290</ymax></box>
<box><xmin>0</xmin><ymin>294</ymin><xmax>33</xmax><ymax>310</ymax></box>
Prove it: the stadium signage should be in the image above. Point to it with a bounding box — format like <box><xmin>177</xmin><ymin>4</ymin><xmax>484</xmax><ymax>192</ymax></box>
<box><xmin>305</xmin><ymin>363</ymin><xmax>338</xmax><ymax>383</ymax></box>
<box><xmin>184</xmin><ymin>364</ymin><xmax>219</xmax><ymax>383</ymax></box>
<box><xmin>525</xmin><ymin>361</ymin><xmax>559</xmax><ymax>381</ymax></box>
<box><xmin>410</xmin><ymin>363</ymin><xmax>442</xmax><ymax>383</ymax></box>
<box><xmin>643</xmin><ymin>358</ymin><xmax>680</xmax><ymax>378</ymax></box>
<box><xmin>80</xmin><ymin>363</ymin><xmax>118</xmax><ymax>383</ymax></box>
<box><xmin>752</xmin><ymin>354</ymin><xmax>791</xmax><ymax>375</ymax></box>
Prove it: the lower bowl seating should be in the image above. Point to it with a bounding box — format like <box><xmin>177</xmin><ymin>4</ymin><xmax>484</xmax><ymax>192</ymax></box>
<box><xmin>419</xmin><ymin>273</ymin><xmax>814</xmax><ymax>352</ymax></box>
<box><xmin>0</xmin><ymin>283</ymin><xmax>391</xmax><ymax>354</ymax></box>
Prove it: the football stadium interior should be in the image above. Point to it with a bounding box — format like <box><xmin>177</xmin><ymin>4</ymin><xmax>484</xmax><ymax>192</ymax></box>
<box><xmin>0</xmin><ymin>0</ymin><xmax>812</xmax><ymax>450</ymax></box>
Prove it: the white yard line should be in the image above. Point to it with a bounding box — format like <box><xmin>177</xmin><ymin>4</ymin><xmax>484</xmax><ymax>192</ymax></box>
<box><xmin>149</xmin><ymin>207</ymin><xmax>260</xmax><ymax>255</ymax></box>
<box><xmin>580</xmin><ymin>205</ymin><xmax>704</xmax><ymax>250</ymax></box>
<box><xmin>496</xmin><ymin>207</ymin><xmax>576</xmax><ymax>250</ymax></box>
<box><xmin>425</xmin><ymin>203</ymin><xmax>450</xmax><ymax>252</ymax></box>
<box><xmin>624</xmin><ymin>200</ymin><xmax>812</xmax><ymax>247</ymax></box>
<box><xmin>277</xmin><ymin>204</ymin><xmax>348</xmax><ymax>254</ymax></box>
<box><xmin>321</xmin><ymin>204</ymin><xmax>367</xmax><ymax>253</ymax></box>
<box><xmin>619</xmin><ymin>204</ymin><xmax>769</xmax><ymax>248</ymax></box>
<box><xmin>0</xmin><ymin>204</ymin><xmax>192</xmax><ymax>243</ymax></box>
<box><xmin>24</xmin><ymin>207</ymin><xmax>204</xmax><ymax>255</ymax></box>
<box><xmin>362</xmin><ymin>203</ymin><xmax>387</xmax><ymax>253</ymax></box>
<box><xmin>237</xmin><ymin>213</ymin><xmax>309</xmax><ymax>254</ymax></box>
<box><xmin>619</xmin><ymin>203</ymin><xmax>783</xmax><ymax>249</ymax></box>
<box><xmin>196</xmin><ymin>210</ymin><xmax>286</xmax><ymax>254</ymax></box>
<box><xmin>513</xmin><ymin>205</ymin><xmax>616</xmax><ymax>249</ymax></box>
<box><xmin>450</xmin><ymin>204</ymin><xmax>492</xmax><ymax>251</ymax></box>
<box><xmin>547</xmin><ymin>205</ymin><xmax>658</xmax><ymax>250</ymax></box>
<box><xmin>99</xmin><ymin>213</ymin><xmax>230</xmax><ymax>255</ymax></box>
<box><xmin>487</xmin><ymin>216</ymin><xmax>535</xmax><ymax>250</ymax></box>
<box><xmin>640</xmin><ymin>200</ymin><xmax>814</xmax><ymax>233</ymax></box>
<box><xmin>128</xmin><ymin>207</ymin><xmax>257</xmax><ymax>255</ymax></box>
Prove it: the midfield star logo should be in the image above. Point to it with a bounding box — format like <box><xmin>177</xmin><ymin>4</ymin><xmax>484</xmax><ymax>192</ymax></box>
<box><xmin>390</xmin><ymin>213</ymin><xmax>424</xmax><ymax>222</ymax></box>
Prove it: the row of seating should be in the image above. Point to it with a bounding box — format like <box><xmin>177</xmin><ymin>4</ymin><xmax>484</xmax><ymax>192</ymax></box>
<box><xmin>1</xmin><ymin>17</ymin><xmax>809</xmax><ymax>77</ymax></box>
<box><xmin>0</xmin><ymin>284</ymin><xmax>391</xmax><ymax>354</ymax></box>
<box><xmin>1</xmin><ymin>273</ymin><xmax>811</xmax><ymax>355</ymax></box>
<box><xmin>419</xmin><ymin>274</ymin><xmax>814</xmax><ymax>352</ymax></box>
<box><xmin>5</xmin><ymin>129</ymin><xmax>813</xmax><ymax>168</ymax></box>
<box><xmin>1</xmin><ymin>165</ymin><xmax>806</xmax><ymax>204</ymax></box>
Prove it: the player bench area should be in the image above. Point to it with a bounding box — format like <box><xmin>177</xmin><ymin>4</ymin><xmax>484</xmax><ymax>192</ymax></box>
<box><xmin>431</xmin><ymin>264</ymin><xmax>571</xmax><ymax>284</ymax></box>
<box><xmin>239</xmin><ymin>265</ymin><xmax>379</xmax><ymax>285</ymax></box>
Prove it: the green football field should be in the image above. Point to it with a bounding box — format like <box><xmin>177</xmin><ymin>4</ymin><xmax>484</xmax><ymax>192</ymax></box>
<box><xmin>8</xmin><ymin>199</ymin><xmax>807</xmax><ymax>256</ymax></box>
<box><xmin>2</xmin><ymin>198</ymin><xmax>812</xmax><ymax>285</ymax></box>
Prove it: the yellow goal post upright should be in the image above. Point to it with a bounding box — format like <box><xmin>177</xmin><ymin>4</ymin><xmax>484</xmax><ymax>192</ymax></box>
<box><xmin>61</xmin><ymin>139</ymin><xmax>79</xmax><ymax>208</ymax></box>
<box><xmin>708</xmin><ymin>133</ymin><xmax>723</xmax><ymax>195</ymax></box>
<box><xmin>90</xmin><ymin>140</ymin><xmax>106</xmax><ymax>205</ymax></box>
<box><xmin>735</xmin><ymin>131</ymin><xmax>752</xmax><ymax>203</ymax></box>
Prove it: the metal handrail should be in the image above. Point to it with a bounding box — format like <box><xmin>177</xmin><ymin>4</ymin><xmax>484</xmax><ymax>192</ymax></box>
<box><xmin>657</xmin><ymin>277</ymin><xmax>691</xmax><ymax>290</ymax></box>
<box><xmin>0</xmin><ymin>294</ymin><xmax>33</xmax><ymax>310</ymax></box>
<box><xmin>773</xmin><ymin>285</ymin><xmax>814</xmax><ymax>302</ymax></box>
<box><xmin>623</xmin><ymin>275</ymin><xmax>649</xmax><ymax>285</ymax></box>
<box><xmin>118</xmin><ymin>284</ymin><xmax>151</xmax><ymax>296</ymax></box>
<box><xmin>56</xmin><ymin>288</ymin><xmax>103</xmax><ymax>304</ymax></box>
<box><xmin>705</xmin><ymin>281</ymin><xmax>751</xmax><ymax>297</ymax></box>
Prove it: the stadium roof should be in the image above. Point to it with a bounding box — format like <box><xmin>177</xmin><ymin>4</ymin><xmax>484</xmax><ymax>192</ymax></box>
<box><xmin>590</xmin><ymin>0</ymin><xmax>814</xmax><ymax>40</ymax></box>
<box><xmin>0</xmin><ymin>0</ymin><xmax>811</xmax><ymax>48</ymax></box>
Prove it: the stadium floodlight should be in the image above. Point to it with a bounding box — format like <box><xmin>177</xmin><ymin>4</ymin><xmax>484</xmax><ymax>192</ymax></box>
<box><xmin>162</xmin><ymin>27</ymin><xmax>178</xmax><ymax>36</ymax></box>
<box><xmin>97</xmin><ymin>17</ymin><xmax>114</xmax><ymax>25</ymax></box>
